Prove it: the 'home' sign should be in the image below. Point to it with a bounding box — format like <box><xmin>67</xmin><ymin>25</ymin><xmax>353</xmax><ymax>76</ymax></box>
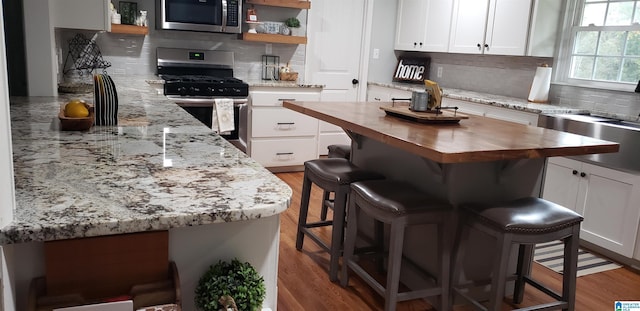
<box><xmin>393</xmin><ymin>57</ymin><xmax>430</xmax><ymax>84</ymax></box>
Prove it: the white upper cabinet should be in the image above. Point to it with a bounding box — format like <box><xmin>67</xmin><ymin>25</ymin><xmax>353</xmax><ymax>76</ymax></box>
<box><xmin>449</xmin><ymin>0</ymin><xmax>531</xmax><ymax>55</ymax></box>
<box><xmin>394</xmin><ymin>0</ymin><xmax>453</xmax><ymax>52</ymax></box>
<box><xmin>51</xmin><ymin>0</ymin><xmax>110</xmax><ymax>32</ymax></box>
<box><xmin>527</xmin><ymin>0</ymin><xmax>563</xmax><ymax>57</ymax></box>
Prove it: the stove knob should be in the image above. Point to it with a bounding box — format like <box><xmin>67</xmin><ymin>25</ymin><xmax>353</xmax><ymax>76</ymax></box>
<box><xmin>218</xmin><ymin>88</ymin><xmax>225</xmax><ymax>94</ymax></box>
<box><xmin>207</xmin><ymin>87</ymin><xmax>215</xmax><ymax>95</ymax></box>
<box><xmin>177</xmin><ymin>87</ymin><xmax>187</xmax><ymax>96</ymax></box>
<box><xmin>189</xmin><ymin>87</ymin><xmax>196</xmax><ymax>95</ymax></box>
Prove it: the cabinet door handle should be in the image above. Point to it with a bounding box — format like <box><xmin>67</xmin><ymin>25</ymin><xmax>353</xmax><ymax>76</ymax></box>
<box><xmin>580</xmin><ymin>172</ymin><xmax>587</xmax><ymax>178</ymax></box>
<box><xmin>477</xmin><ymin>43</ymin><xmax>482</xmax><ymax>49</ymax></box>
<box><xmin>374</xmin><ymin>97</ymin><xmax>381</xmax><ymax>101</ymax></box>
<box><xmin>414</xmin><ymin>42</ymin><xmax>417</xmax><ymax>47</ymax></box>
<box><xmin>484</xmin><ymin>43</ymin><xmax>489</xmax><ymax>49</ymax></box>
<box><xmin>278</xmin><ymin>98</ymin><xmax>296</xmax><ymax>101</ymax></box>
<box><xmin>419</xmin><ymin>42</ymin><xmax>423</xmax><ymax>47</ymax></box>
<box><xmin>276</xmin><ymin>152</ymin><xmax>294</xmax><ymax>156</ymax></box>
<box><xmin>572</xmin><ymin>170</ymin><xmax>578</xmax><ymax>175</ymax></box>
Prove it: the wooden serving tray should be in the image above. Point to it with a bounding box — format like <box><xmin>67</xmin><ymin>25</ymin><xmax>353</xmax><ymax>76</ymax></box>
<box><xmin>380</xmin><ymin>105</ymin><xmax>469</xmax><ymax>124</ymax></box>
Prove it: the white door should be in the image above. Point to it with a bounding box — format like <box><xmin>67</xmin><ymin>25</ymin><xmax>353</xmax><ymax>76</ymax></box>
<box><xmin>306</xmin><ymin>0</ymin><xmax>367</xmax><ymax>102</ymax></box>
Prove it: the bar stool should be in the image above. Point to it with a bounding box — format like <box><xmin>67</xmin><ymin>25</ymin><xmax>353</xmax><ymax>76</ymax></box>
<box><xmin>327</xmin><ymin>144</ymin><xmax>351</xmax><ymax>159</ymax></box>
<box><xmin>296</xmin><ymin>158</ymin><xmax>384</xmax><ymax>282</ymax></box>
<box><xmin>451</xmin><ymin>197</ymin><xmax>584</xmax><ymax>311</ymax></box>
<box><xmin>341</xmin><ymin>180</ymin><xmax>452</xmax><ymax>311</ymax></box>
<box><xmin>321</xmin><ymin>144</ymin><xmax>353</xmax><ymax>221</ymax></box>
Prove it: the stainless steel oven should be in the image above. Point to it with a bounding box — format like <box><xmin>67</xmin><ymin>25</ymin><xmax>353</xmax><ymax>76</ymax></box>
<box><xmin>157</xmin><ymin>48</ymin><xmax>249</xmax><ymax>152</ymax></box>
<box><xmin>156</xmin><ymin>0</ymin><xmax>242</xmax><ymax>34</ymax></box>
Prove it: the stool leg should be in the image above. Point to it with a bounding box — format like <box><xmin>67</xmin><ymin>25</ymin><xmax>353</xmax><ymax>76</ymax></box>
<box><xmin>384</xmin><ymin>219</ymin><xmax>406</xmax><ymax>311</ymax></box>
<box><xmin>513</xmin><ymin>244</ymin><xmax>533</xmax><ymax>304</ymax></box>
<box><xmin>488</xmin><ymin>233</ymin><xmax>512</xmax><ymax>311</ymax></box>
<box><xmin>341</xmin><ymin>192</ymin><xmax>360</xmax><ymax>287</ymax></box>
<box><xmin>375</xmin><ymin>219</ymin><xmax>385</xmax><ymax>273</ymax></box>
<box><xmin>450</xmin><ymin>213</ymin><xmax>469</xmax><ymax>308</ymax></box>
<box><xmin>562</xmin><ymin>226</ymin><xmax>580</xmax><ymax>311</ymax></box>
<box><xmin>296</xmin><ymin>173</ymin><xmax>313</xmax><ymax>251</ymax></box>
<box><xmin>329</xmin><ymin>186</ymin><xmax>349</xmax><ymax>282</ymax></box>
<box><xmin>321</xmin><ymin>190</ymin><xmax>331</xmax><ymax>221</ymax></box>
<box><xmin>438</xmin><ymin>220</ymin><xmax>451</xmax><ymax>311</ymax></box>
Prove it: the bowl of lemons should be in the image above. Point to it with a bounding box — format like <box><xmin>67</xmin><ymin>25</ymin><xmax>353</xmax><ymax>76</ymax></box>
<box><xmin>59</xmin><ymin>99</ymin><xmax>94</xmax><ymax>131</ymax></box>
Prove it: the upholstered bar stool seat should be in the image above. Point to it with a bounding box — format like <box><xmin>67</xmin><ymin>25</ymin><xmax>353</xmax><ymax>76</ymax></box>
<box><xmin>321</xmin><ymin>144</ymin><xmax>353</xmax><ymax>221</ymax></box>
<box><xmin>327</xmin><ymin>144</ymin><xmax>351</xmax><ymax>159</ymax></box>
<box><xmin>452</xmin><ymin>197</ymin><xmax>584</xmax><ymax>311</ymax></box>
<box><xmin>296</xmin><ymin>158</ymin><xmax>384</xmax><ymax>282</ymax></box>
<box><xmin>341</xmin><ymin>180</ymin><xmax>452</xmax><ymax>311</ymax></box>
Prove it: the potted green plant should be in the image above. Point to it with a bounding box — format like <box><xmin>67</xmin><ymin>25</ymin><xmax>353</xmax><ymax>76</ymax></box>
<box><xmin>195</xmin><ymin>258</ymin><xmax>266</xmax><ymax>311</ymax></box>
<box><xmin>284</xmin><ymin>17</ymin><xmax>303</xmax><ymax>36</ymax></box>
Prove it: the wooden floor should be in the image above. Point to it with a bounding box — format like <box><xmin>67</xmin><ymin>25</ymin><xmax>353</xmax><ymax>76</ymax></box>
<box><xmin>275</xmin><ymin>172</ymin><xmax>640</xmax><ymax>311</ymax></box>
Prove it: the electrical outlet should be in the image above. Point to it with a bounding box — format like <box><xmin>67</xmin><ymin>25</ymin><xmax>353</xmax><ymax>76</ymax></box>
<box><xmin>266</xmin><ymin>44</ymin><xmax>272</xmax><ymax>55</ymax></box>
<box><xmin>372</xmin><ymin>48</ymin><xmax>380</xmax><ymax>59</ymax></box>
<box><xmin>437</xmin><ymin>67</ymin><xmax>443</xmax><ymax>78</ymax></box>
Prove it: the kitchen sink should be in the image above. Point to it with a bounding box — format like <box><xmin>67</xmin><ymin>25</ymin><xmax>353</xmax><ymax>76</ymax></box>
<box><xmin>538</xmin><ymin>113</ymin><xmax>640</xmax><ymax>172</ymax></box>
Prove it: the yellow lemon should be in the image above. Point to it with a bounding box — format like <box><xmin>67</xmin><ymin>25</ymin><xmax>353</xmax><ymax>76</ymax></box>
<box><xmin>64</xmin><ymin>100</ymin><xmax>89</xmax><ymax>118</ymax></box>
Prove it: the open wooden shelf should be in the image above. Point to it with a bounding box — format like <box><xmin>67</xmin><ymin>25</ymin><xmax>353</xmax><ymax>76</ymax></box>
<box><xmin>110</xmin><ymin>24</ymin><xmax>149</xmax><ymax>35</ymax></box>
<box><xmin>245</xmin><ymin>0</ymin><xmax>310</xmax><ymax>9</ymax></box>
<box><xmin>242</xmin><ymin>32</ymin><xmax>307</xmax><ymax>44</ymax></box>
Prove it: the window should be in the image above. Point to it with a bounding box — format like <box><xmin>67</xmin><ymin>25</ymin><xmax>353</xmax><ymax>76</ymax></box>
<box><xmin>559</xmin><ymin>0</ymin><xmax>640</xmax><ymax>90</ymax></box>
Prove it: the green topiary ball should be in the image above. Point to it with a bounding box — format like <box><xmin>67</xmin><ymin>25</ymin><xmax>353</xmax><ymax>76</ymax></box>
<box><xmin>195</xmin><ymin>258</ymin><xmax>266</xmax><ymax>311</ymax></box>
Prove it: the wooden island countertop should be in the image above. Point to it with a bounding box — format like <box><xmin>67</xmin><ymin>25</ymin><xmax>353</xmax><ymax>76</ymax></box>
<box><xmin>283</xmin><ymin>101</ymin><xmax>619</xmax><ymax>163</ymax></box>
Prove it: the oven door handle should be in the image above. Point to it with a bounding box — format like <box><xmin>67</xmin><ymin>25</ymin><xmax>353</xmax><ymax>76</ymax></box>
<box><xmin>172</xmin><ymin>97</ymin><xmax>248</xmax><ymax>107</ymax></box>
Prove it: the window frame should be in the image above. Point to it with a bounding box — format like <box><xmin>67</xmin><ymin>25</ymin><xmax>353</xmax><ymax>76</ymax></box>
<box><xmin>554</xmin><ymin>0</ymin><xmax>640</xmax><ymax>92</ymax></box>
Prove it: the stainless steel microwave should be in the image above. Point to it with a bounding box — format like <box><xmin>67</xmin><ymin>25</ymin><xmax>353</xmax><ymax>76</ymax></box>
<box><xmin>156</xmin><ymin>0</ymin><xmax>242</xmax><ymax>34</ymax></box>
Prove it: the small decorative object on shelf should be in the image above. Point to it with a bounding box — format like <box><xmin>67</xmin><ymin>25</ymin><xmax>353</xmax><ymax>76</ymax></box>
<box><xmin>135</xmin><ymin>10</ymin><xmax>148</xmax><ymax>27</ymax></box>
<box><xmin>195</xmin><ymin>259</ymin><xmax>266</xmax><ymax>311</ymax></box>
<box><xmin>247</xmin><ymin>7</ymin><xmax>258</xmax><ymax>22</ymax></box>
<box><xmin>119</xmin><ymin>1</ymin><xmax>138</xmax><ymax>25</ymax></box>
<box><xmin>284</xmin><ymin>17</ymin><xmax>301</xmax><ymax>36</ymax></box>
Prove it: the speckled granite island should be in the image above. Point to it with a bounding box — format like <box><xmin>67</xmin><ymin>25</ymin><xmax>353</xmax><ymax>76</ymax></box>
<box><xmin>4</xmin><ymin>76</ymin><xmax>292</xmax><ymax>311</ymax></box>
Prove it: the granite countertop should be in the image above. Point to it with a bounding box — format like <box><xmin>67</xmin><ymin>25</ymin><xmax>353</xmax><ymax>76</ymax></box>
<box><xmin>2</xmin><ymin>76</ymin><xmax>292</xmax><ymax>244</ymax></box>
<box><xmin>368</xmin><ymin>81</ymin><xmax>590</xmax><ymax>115</ymax></box>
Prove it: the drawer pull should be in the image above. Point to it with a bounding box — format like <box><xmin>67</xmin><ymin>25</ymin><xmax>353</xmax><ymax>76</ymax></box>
<box><xmin>277</xmin><ymin>122</ymin><xmax>295</xmax><ymax>125</ymax></box>
<box><xmin>278</xmin><ymin>98</ymin><xmax>296</xmax><ymax>101</ymax></box>
<box><xmin>275</xmin><ymin>152</ymin><xmax>295</xmax><ymax>161</ymax></box>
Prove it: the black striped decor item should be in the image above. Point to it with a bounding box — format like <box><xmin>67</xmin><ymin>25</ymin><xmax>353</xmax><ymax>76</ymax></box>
<box><xmin>93</xmin><ymin>73</ymin><xmax>118</xmax><ymax>126</ymax></box>
<box><xmin>534</xmin><ymin>241</ymin><xmax>622</xmax><ymax>277</ymax></box>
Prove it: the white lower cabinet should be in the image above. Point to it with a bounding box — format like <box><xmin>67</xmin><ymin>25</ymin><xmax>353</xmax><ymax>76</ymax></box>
<box><xmin>318</xmin><ymin>121</ymin><xmax>351</xmax><ymax>156</ymax></box>
<box><xmin>542</xmin><ymin>157</ymin><xmax>640</xmax><ymax>258</ymax></box>
<box><xmin>250</xmin><ymin>138</ymin><xmax>318</xmax><ymax>168</ymax></box>
<box><xmin>367</xmin><ymin>85</ymin><xmax>412</xmax><ymax>102</ymax></box>
<box><xmin>248</xmin><ymin>87</ymin><xmax>321</xmax><ymax>169</ymax></box>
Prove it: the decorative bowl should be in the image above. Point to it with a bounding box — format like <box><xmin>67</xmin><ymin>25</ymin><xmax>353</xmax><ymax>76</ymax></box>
<box><xmin>59</xmin><ymin>103</ymin><xmax>95</xmax><ymax>131</ymax></box>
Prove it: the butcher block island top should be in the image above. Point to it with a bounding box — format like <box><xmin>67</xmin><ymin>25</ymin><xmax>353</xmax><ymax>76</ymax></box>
<box><xmin>2</xmin><ymin>76</ymin><xmax>292</xmax><ymax>245</ymax></box>
<box><xmin>283</xmin><ymin>101</ymin><xmax>619</xmax><ymax>163</ymax></box>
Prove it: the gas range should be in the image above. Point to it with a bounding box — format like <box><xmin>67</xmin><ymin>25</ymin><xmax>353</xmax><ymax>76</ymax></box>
<box><xmin>156</xmin><ymin>48</ymin><xmax>249</xmax><ymax>99</ymax></box>
<box><xmin>161</xmin><ymin>75</ymin><xmax>249</xmax><ymax>97</ymax></box>
<box><xmin>156</xmin><ymin>47</ymin><xmax>249</xmax><ymax>152</ymax></box>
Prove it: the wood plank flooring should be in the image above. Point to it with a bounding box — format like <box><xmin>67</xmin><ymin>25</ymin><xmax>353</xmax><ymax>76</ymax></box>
<box><xmin>275</xmin><ymin>172</ymin><xmax>640</xmax><ymax>310</ymax></box>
